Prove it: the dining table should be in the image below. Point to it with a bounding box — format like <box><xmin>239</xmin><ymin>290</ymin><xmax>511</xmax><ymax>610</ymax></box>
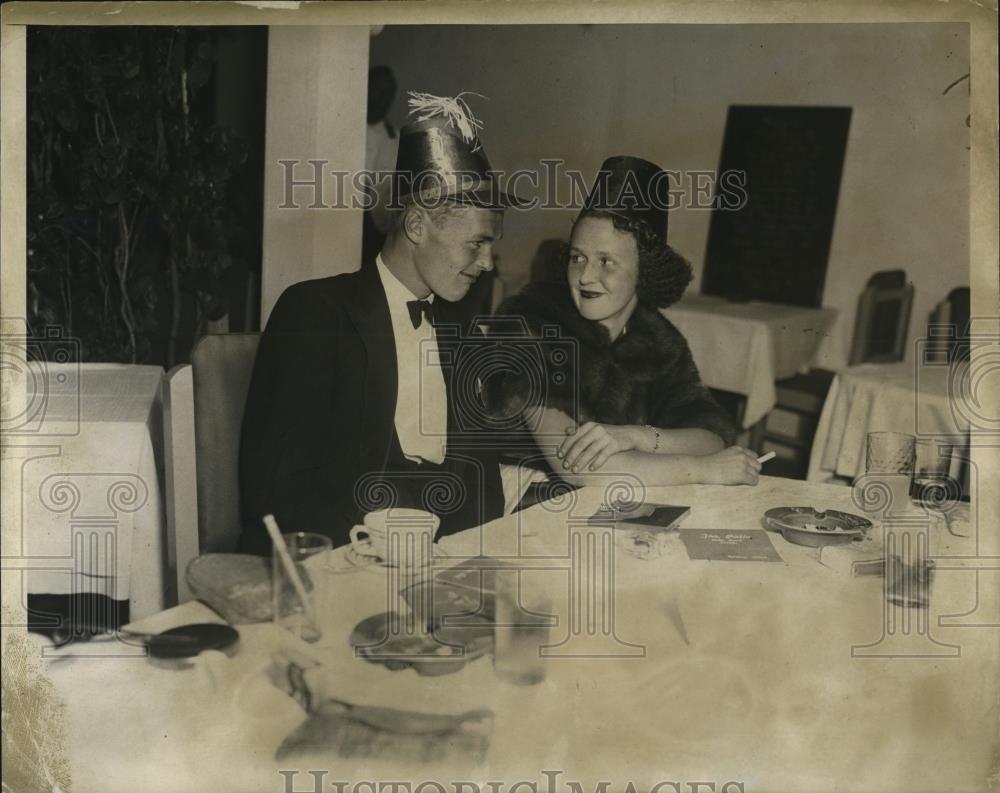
<box><xmin>6</xmin><ymin>362</ymin><xmax>168</xmax><ymax>627</ymax></box>
<box><xmin>661</xmin><ymin>294</ymin><xmax>838</xmax><ymax>427</ymax></box>
<box><xmin>23</xmin><ymin>475</ymin><xmax>996</xmax><ymax>793</ymax></box>
<box><xmin>807</xmin><ymin>360</ymin><xmax>970</xmax><ymax>484</ymax></box>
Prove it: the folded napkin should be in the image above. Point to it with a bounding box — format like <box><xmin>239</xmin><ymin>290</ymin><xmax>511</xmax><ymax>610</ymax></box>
<box><xmin>270</xmin><ymin>650</ymin><xmax>493</xmax><ymax>765</ymax></box>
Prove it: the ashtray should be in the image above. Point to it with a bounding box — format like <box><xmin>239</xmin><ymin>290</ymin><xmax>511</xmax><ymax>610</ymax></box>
<box><xmin>761</xmin><ymin>506</ymin><xmax>872</xmax><ymax>548</ymax></box>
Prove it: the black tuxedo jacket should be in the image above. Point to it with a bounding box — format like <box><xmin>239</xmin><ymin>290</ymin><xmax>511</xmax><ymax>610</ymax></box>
<box><xmin>237</xmin><ymin>261</ymin><xmax>504</xmax><ymax>555</ymax></box>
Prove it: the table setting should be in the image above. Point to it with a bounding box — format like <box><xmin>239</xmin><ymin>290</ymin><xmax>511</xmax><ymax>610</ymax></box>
<box><xmin>27</xmin><ymin>470</ymin><xmax>995</xmax><ymax>793</ymax></box>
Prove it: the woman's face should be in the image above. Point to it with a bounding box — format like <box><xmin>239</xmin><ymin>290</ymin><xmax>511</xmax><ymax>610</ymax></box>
<box><xmin>567</xmin><ymin>215</ymin><xmax>640</xmax><ymax>333</ymax></box>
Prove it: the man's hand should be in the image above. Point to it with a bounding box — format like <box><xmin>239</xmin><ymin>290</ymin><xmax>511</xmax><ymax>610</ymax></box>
<box><xmin>557</xmin><ymin>422</ymin><xmax>637</xmax><ymax>473</ymax></box>
<box><xmin>692</xmin><ymin>445</ymin><xmax>761</xmax><ymax>486</ymax></box>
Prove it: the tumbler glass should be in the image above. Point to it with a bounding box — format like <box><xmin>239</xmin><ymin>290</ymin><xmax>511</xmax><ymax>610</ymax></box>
<box><xmin>885</xmin><ymin>540</ymin><xmax>935</xmax><ymax>609</ymax></box>
<box><xmin>493</xmin><ymin>568</ymin><xmax>554</xmax><ymax>686</ymax></box>
<box><xmin>272</xmin><ymin>532</ymin><xmax>331</xmax><ymax>643</ymax></box>
<box><xmin>911</xmin><ymin>438</ymin><xmax>954</xmax><ymax>502</ymax></box>
<box><xmin>865</xmin><ymin>432</ymin><xmax>916</xmax><ymax>515</ymax></box>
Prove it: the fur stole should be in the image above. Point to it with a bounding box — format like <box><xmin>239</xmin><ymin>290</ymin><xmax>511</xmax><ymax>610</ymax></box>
<box><xmin>486</xmin><ymin>280</ymin><xmax>737</xmax><ymax>445</ymax></box>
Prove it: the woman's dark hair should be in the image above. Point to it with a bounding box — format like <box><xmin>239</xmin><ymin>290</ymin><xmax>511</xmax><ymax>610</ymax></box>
<box><xmin>574</xmin><ymin>210</ymin><xmax>693</xmax><ymax>309</ymax></box>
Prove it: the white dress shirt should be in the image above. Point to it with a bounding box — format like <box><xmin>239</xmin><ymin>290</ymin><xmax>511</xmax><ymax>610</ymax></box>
<box><xmin>375</xmin><ymin>255</ymin><xmax>448</xmax><ymax>464</ymax></box>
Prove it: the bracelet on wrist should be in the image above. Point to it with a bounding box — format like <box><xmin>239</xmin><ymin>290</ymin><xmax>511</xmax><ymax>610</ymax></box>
<box><xmin>643</xmin><ymin>424</ymin><xmax>661</xmax><ymax>453</ymax></box>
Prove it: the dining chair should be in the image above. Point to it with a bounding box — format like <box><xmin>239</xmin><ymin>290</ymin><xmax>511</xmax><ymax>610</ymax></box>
<box><xmin>754</xmin><ymin>270</ymin><xmax>914</xmax><ymax>478</ymax></box>
<box><xmin>162</xmin><ymin>330</ymin><xmax>534</xmax><ymax>604</ymax></box>
<box><xmin>163</xmin><ymin>333</ymin><xmax>261</xmax><ymax>603</ymax></box>
<box><xmin>847</xmin><ymin>270</ymin><xmax>915</xmax><ymax>365</ymax></box>
<box><xmin>925</xmin><ymin>286</ymin><xmax>970</xmax><ymax>364</ymax></box>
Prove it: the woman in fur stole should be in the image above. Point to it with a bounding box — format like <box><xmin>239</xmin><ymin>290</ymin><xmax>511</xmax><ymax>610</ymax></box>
<box><xmin>487</xmin><ymin>156</ymin><xmax>761</xmax><ymax>489</ymax></box>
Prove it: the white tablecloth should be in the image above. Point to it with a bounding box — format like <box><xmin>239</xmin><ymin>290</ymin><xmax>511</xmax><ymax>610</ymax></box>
<box><xmin>662</xmin><ymin>294</ymin><xmax>838</xmax><ymax>427</ymax></box>
<box><xmin>807</xmin><ymin>361</ymin><xmax>969</xmax><ymax>482</ymax></box>
<box><xmin>7</xmin><ymin>363</ymin><xmax>166</xmax><ymax>620</ymax></box>
<box><xmin>25</xmin><ymin>476</ymin><xmax>995</xmax><ymax>793</ymax></box>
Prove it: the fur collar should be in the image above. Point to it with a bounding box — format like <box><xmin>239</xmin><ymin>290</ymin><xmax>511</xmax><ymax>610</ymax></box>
<box><xmin>500</xmin><ymin>280</ymin><xmax>687</xmax><ymax>378</ymax></box>
<box><xmin>496</xmin><ymin>281</ymin><xmax>693</xmax><ymax>424</ymax></box>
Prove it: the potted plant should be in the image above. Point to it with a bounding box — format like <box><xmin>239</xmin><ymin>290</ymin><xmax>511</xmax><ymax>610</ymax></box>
<box><xmin>27</xmin><ymin>26</ymin><xmax>250</xmax><ymax>366</ymax></box>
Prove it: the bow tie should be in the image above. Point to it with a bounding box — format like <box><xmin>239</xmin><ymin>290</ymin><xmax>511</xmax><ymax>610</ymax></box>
<box><xmin>406</xmin><ymin>299</ymin><xmax>434</xmax><ymax>329</ymax></box>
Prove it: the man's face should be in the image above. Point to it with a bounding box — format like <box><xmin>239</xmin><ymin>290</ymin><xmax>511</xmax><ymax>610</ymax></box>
<box><xmin>413</xmin><ymin>206</ymin><xmax>504</xmax><ymax>302</ymax></box>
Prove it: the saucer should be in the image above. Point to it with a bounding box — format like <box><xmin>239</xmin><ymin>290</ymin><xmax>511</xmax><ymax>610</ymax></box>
<box><xmin>345</xmin><ymin>544</ymin><xmax>449</xmax><ymax>572</ymax></box>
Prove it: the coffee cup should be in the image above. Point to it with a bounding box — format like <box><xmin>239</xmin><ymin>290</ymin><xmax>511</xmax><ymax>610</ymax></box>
<box><xmin>349</xmin><ymin>508</ymin><xmax>440</xmax><ymax>562</ymax></box>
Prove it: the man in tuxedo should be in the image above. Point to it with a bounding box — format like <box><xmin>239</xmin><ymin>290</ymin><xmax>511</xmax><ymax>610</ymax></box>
<box><xmin>238</xmin><ymin>99</ymin><xmax>521</xmax><ymax>554</ymax></box>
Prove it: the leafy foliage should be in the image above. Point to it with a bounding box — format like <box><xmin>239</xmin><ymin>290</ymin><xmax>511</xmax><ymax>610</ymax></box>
<box><xmin>27</xmin><ymin>26</ymin><xmax>250</xmax><ymax>364</ymax></box>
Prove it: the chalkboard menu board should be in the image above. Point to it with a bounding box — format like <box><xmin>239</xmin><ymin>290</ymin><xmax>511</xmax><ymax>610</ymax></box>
<box><xmin>701</xmin><ymin>105</ymin><xmax>852</xmax><ymax>307</ymax></box>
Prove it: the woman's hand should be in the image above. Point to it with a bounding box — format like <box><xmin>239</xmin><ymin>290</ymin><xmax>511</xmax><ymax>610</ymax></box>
<box><xmin>557</xmin><ymin>422</ymin><xmax>637</xmax><ymax>473</ymax></box>
<box><xmin>693</xmin><ymin>445</ymin><xmax>762</xmax><ymax>486</ymax></box>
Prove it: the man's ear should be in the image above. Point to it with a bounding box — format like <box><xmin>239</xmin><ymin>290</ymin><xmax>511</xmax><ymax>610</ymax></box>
<box><xmin>401</xmin><ymin>206</ymin><xmax>424</xmax><ymax>246</ymax></box>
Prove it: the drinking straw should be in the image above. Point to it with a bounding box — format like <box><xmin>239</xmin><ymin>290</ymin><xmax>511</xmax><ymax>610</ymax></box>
<box><xmin>263</xmin><ymin>514</ymin><xmax>316</xmax><ymax>627</ymax></box>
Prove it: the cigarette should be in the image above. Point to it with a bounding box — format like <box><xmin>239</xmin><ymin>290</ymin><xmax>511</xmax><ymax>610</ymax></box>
<box><xmin>756</xmin><ymin>451</ymin><xmax>776</xmax><ymax>464</ymax></box>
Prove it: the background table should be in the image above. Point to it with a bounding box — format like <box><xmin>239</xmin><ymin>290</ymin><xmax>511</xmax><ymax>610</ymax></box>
<box><xmin>662</xmin><ymin>294</ymin><xmax>837</xmax><ymax>427</ymax></box>
<box><xmin>11</xmin><ymin>363</ymin><xmax>167</xmax><ymax>625</ymax></box>
<box><xmin>27</xmin><ymin>476</ymin><xmax>995</xmax><ymax>793</ymax></box>
<box><xmin>807</xmin><ymin>361</ymin><xmax>969</xmax><ymax>482</ymax></box>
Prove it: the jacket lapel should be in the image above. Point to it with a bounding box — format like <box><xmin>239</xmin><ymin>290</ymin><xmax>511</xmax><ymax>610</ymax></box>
<box><xmin>432</xmin><ymin>299</ymin><xmax>475</xmax><ymax>438</ymax></box>
<box><xmin>343</xmin><ymin>262</ymin><xmax>397</xmax><ymax>474</ymax></box>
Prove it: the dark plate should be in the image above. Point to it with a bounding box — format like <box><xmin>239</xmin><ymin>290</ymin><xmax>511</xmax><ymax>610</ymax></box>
<box><xmin>147</xmin><ymin>623</ymin><xmax>240</xmax><ymax>659</ymax></box>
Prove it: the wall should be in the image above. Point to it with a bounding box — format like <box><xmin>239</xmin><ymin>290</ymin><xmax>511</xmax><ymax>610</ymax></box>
<box><xmin>371</xmin><ymin>23</ymin><xmax>970</xmax><ymax>367</ymax></box>
<box><xmin>262</xmin><ymin>27</ymin><xmax>369</xmax><ymax>323</ymax></box>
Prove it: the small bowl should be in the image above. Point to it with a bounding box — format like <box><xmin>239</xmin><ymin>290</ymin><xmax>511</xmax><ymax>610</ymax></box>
<box><xmin>762</xmin><ymin>506</ymin><xmax>872</xmax><ymax>548</ymax></box>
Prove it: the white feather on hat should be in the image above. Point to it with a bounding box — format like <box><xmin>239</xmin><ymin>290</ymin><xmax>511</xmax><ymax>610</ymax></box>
<box><xmin>406</xmin><ymin>91</ymin><xmax>486</xmax><ymax>151</ymax></box>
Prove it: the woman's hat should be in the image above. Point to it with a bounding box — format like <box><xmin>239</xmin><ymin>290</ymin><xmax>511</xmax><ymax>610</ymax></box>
<box><xmin>393</xmin><ymin>92</ymin><xmax>527</xmax><ymax>208</ymax></box>
<box><xmin>581</xmin><ymin>155</ymin><xmax>671</xmax><ymax>241</ymax></box>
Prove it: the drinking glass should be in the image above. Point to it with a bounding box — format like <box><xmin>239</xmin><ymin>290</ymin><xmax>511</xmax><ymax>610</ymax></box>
<box><xmin>864</xmin><ymin>433</ymin><xmax>939</xmax><ymax>609</ymax></box>
<box><xmin>493</xmin><ymin>567</ymin><xmax>554</xmax><ymax>685</ymax></box>
<box><xmin>885</xmin><ymin>539</ymin><xmax>936</xmax><ymax>609</ymax></box>
<box><xmin>865</xmin><ymin>432</ymin><xmax>915</xmax><ymax>515</ymax></box>
<box><xmin>911</xmin><ymin>438</ymin><xmax>953</xmax><ymax>501</ymax></box>
<box><xmin>866</xmin><ymin>431</ymin><xmax>916</xmax><ymax>473</ymax></box>
<box><xmin>272</xmin><ymin>532</ymin><xmax>331</xmax><ymax>643</ymax></box>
